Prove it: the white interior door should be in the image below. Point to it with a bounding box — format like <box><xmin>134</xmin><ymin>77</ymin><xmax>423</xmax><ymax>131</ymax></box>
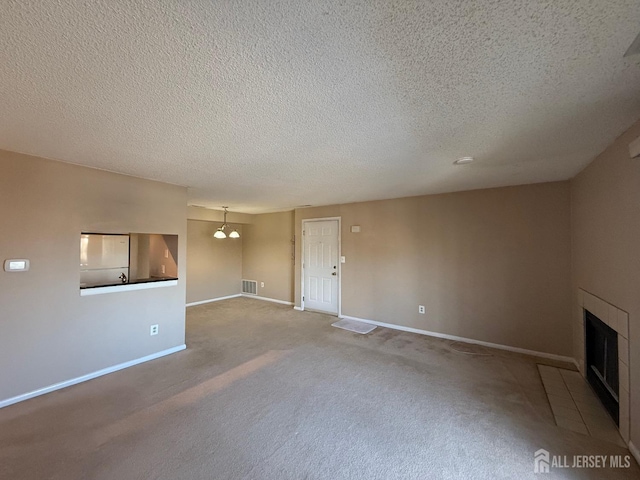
<box><xmin>303</xmin><ymin>220</ymin><xmax>339</xmax><ymax>314</ymax></box>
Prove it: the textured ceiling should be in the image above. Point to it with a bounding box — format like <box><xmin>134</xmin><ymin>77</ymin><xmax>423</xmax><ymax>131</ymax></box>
<box><xmin>1</xmin><ymin>1</ymin><xmax>640</xmax><ymax>213</ymax></box>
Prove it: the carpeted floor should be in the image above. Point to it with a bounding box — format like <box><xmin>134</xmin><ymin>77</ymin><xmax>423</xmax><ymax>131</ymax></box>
<box><xmin>0</xmin><ymin>297</ymin><xmax>637</xmax><ymax>479</ymax></box>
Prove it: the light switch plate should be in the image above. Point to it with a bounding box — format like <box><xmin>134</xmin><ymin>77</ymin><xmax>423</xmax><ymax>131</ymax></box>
<box><xmin>340</xmin><ymin>256</ymin><xmax>346</xmax><ymax>263</ymax></box>
<box><xmin>4</xmin><ymin>259</ymin><xmax>30</xmax><ymax>272</ymax></box>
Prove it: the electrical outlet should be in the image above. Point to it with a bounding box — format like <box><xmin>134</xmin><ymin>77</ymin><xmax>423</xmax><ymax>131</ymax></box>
<box><xmin>418</xmin><ymin>305</ymin><xmax>425</xmax><ymax>314</ymax></box>
<box><xmin>150</xmin><ymin>324</ymin><xmax>159</xmax><ymax>336</ymax></box>
<box><xmin>260</xmin><ymin>282</ymin><xmax>265</xmax><ymax>288</ymax></box>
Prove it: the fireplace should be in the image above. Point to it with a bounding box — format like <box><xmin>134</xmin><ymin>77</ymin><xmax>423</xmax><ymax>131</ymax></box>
<box><xmin>576</xmin><ymin>289</ymin><xmax>629</xmax><ymax>442</ymax></box>
<box><xmin>585</xmin><ymin>310</ymin><xmax>619</xmax><ymax>425</ymax></box>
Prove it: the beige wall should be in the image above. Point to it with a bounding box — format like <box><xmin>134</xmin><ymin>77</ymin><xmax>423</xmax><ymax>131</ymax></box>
<box><xmin>187</xmin><ymin>205</ymin><xmax>253</xmax><ymax>225</ymax></box>
<box><xmin>0</xmin><ymin>150</ymin><xmax>187</xmax><ymax>403</ymax></box>
<box><xmin>571</xmin><ymin>119</ymin><xmax>640</xmax><ymax>449</ymax></box>
<box><xmin>242</xmin><ymin>211</ymin><xmax>294</xmax><ymax>303</ymax></box>
<box><xmin>295</xmin><ymin>182</ymin><xmax>572</xmax><ymax>356</ymax></box>
<box><xmin>129</xmin><ymin>233</ymin><xmax>150</xmax><ymax>280</ymax></box>
<box><xmin>149</xmin><ymin>234</ymin><xmax>178</xmax><ymax>278</ymax></box>
<box><xmin>186</xmin><ymin>220</ymin><xmax>243</xmax><ymax>304</ymax></box>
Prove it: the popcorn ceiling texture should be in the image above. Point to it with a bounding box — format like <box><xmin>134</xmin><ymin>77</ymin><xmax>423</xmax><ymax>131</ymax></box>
<box><xmin>1</xmin><ymin>0</ymin><xmax>639</xmax><ymax>213</ymax></box>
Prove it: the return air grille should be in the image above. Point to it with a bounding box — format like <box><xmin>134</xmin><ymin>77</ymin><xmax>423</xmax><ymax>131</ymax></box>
<box><xmin>242</xmin><ymin>279</ymin><xmax>257</xmax><ymax>295</ymax></box>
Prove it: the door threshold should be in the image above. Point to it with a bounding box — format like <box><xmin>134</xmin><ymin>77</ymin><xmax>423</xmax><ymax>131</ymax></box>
<box><xmin>301</xmin><ymin>307</ymin><xmax>338</xmax><ymax>316</ymax></box>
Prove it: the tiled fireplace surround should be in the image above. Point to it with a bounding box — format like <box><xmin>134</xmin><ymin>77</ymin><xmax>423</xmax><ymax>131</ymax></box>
<box><xmin>575</xmin><ymin>289</ymin><xmax>630</xmax><ymax>444</ymax></box>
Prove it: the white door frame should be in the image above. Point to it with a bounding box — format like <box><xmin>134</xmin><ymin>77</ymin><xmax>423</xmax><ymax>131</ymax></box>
<box><xmin>301</xmin><ymin>217</ymin><xmax>342</xmax><ymax>317</ymax></box>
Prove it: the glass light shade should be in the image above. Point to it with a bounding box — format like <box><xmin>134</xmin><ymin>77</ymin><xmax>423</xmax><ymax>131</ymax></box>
<box><xmin>229</xmin><ymin>230</ymin><xmax>240</xmax><ymax>238</ymax></box>
<box><xmin>214</xmin><ymin>229</ymin><xmax>226</xmax><ymax>239</ymax></box>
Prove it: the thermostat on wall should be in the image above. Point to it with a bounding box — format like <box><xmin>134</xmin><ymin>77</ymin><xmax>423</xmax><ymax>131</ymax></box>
<box><xmin>4</xmin><ymin>259</ymin><xmax>30</xmax><ymax>272</ymax></box>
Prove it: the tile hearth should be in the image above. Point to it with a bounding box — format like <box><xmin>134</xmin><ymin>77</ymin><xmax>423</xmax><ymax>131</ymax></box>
<box><xmin>538</xmin><ymin>365</ymin><xmax>625</xmax><ymax>447</ymax></box>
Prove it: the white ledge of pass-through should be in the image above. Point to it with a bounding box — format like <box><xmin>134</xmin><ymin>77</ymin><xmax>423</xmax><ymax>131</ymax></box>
<box><xmin>80</xmin><ymin>280</ymin><xmax>178</xmax><ymax>296</ymax></box>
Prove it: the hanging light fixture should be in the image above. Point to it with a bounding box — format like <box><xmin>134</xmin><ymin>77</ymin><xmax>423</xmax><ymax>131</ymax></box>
<box><xmin>213</xmin><ymin>227</ymin><xmax>226</xmax><ymax>239</ymax></box>
<box><xmin>214</xmin><ymin>206</ymin><xmax>240</xmax><ymax>239</ymax></box>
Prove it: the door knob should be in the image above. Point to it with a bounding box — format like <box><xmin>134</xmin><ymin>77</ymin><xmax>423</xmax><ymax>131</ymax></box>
<box><xmin>332</xmin><ymin>272</ymin><xmax>337</xmax><ymax>276</ymax></box>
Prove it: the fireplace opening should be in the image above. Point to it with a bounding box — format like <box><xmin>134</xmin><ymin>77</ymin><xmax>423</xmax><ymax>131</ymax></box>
<box><xmin>585</xmin><ymin>310</ymin><xmax>619</xmax><ymax>425</ymax></box>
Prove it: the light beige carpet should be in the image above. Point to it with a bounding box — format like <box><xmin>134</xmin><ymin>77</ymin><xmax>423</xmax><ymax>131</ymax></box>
<box><xmin>0</xmin><ymin>297</ymin><xmax>637</xmax><ymax>479</ymax></box>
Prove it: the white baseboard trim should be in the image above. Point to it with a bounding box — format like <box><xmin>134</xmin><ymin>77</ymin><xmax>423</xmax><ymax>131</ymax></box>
<box><xmin>341</xmin><ymin>315</ymin><xmax>576</xmax><ymax>364</ymax></box>
<box><xmin>242</xmin><ymin>294</ymin><xmax>293</xmax><ymax>306</ymax></box>
<box><xmin>186</xmin><ymin>294</ymin><xmax>242</xmax><ymax>307</ymax></box>
<box><xmin>630</xmin><ymin>442</ymin><xmax>640</xmax><ymax>466</ymax></box>
<box><xmin>0</xmin><ymin>344</ymin><xmax>186</xmax><ymax>409</ymax></box>
<box><xmin>293</xmin><ymin>306</ymin><xmax>304</xmax><ymax>311</ymax></box>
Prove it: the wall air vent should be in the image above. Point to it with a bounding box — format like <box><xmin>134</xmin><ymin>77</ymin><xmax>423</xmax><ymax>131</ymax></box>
<box><xmin>242</xmin><ymin>279</ymin><xmax>258</xmax><ymax>295</ymax></box>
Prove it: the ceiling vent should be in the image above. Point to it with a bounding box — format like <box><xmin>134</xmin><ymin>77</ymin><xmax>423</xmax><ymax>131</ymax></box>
<box><xmin>629</xmin><ymin>136</ymin><xmax>640</xmax><ymax>159</ymax></box>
